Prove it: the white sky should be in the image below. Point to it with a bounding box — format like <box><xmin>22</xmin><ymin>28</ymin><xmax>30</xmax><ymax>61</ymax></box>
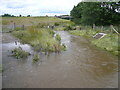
<box><xmin>0</xmin><ymin>0</ymin><xmax>81</xmax><ymax>16</ymax></box>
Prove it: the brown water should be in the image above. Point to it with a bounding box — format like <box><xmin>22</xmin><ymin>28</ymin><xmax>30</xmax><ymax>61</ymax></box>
<box><xmin>2</xmin><ymin>31</ymin><xmax>118</xmax><ymax>88</ymax></box>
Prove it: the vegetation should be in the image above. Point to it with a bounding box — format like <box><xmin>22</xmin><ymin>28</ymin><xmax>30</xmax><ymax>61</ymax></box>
<box><xmin>1</xmin><ymin>14</ymin><xmax>16</xmax><ymax>17</ymax></box>
<box><xmin>11</xmin><ymin>47</ymin><xmax>30</xmax><ymax>59</ymax></box>
<box><xmin>70</xmin><ymin>2</ymin><xmax>120</xmax><ymax>26</ymax></box>
<box><xmin>55</xmin><ymin>34</ymin><xmax>61</xmax><ymax>42</ymax></box>
<box><xmin>54</xmin><ymin>22</ymin><xmax>60</xmax><ymax>26</ymax></box>
<box><xmin>70</xmin><ymin>29</ymin><xmax>98</xmax><ymax>38</ymax></box>
<box><xmin>61</xmin><ymin>44</ymin><xmax>67</xmax><ymax>51</ymax></box>
<box><xmin>12</xmin><ymin>26</ymin><xmax>65</xmax><ymax>52</ymax></box>
<box><xmin>32</xmin><ymin>54</ymin><xmax>40</xmax><ymax>63</ymax></box>
<box><xmin>70</xmin><ymin>30</ymin><xmax>119</xmax><ymax>56</ymax></box>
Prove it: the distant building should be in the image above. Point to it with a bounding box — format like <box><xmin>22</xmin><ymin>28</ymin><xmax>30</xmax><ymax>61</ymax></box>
<box><xmin>55</xmin><ymin>15</ymin><xmax>72</xmax><ymax>20</ymax></box>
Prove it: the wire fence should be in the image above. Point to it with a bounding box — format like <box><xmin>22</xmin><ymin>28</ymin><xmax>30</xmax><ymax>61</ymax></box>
<box><xmin>1</xmin><ymin>24</ymin><xmax>31</xmax><ymax>33</ymax></box>
<box><xmin>1</xmin><ymin>22</ymin><xmax>120</xmax><ymax>35</ymax></box>
<box><xmin>80</xmin><ymin>25</ymin><xmax>120</xmax><ymax>34</ymax></box>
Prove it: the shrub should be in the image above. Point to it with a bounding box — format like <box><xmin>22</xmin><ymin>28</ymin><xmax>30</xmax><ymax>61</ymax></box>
<box><xmin>54</xmin><ymin>22</ymin><xmax>60</xmax><ymax>26</ymax></box>
<box><xmin>64</xmin><ymin>25</ymin><xmax>73</xmax><ymax>31</ymax></box>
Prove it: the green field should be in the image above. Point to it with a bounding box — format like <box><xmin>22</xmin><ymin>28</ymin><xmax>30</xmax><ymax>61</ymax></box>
<box><xmin>2</xmin><ymin>17</ymin><xmax>72</xmax><ymax>25</ymax></box>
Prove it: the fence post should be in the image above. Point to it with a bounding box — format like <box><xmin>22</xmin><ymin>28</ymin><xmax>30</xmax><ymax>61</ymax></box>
<box><xmin>110</xmin><ymin>25</ymin><xmax>113</xmax><ymax>34</ymax></box>
<box><xmin>101</xmin><ymin>26</ymin><xmax>103</xmax><ymax>32</ymax></box>
<box><xmin>93</xmin><ymin>24</ymin><xmax>95</xmax><ymax>30</ymax></box>
<box><xmin>22</xmin><ymin>25</ymin><xmax>24</xmax><ymax>30</ymax></box>
<box><xmin>13</xmin><ymin>23</ymin><xmax>16</xmax><ymax>30</ymax></box>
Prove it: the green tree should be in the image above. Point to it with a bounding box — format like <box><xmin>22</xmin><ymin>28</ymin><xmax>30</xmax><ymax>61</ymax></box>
<box><xmin>70</xmin><ymin>2</ymin><xmax>120</xmax><ymax>26</ymax></box>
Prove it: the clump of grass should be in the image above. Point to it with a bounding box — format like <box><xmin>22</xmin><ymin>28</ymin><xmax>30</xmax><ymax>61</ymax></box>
<box><xmin>61</xmin><ymin>43</ymin><xmax>66</xmax><ymax>51</ymax></box>
<box><xmin>55</xmin><ymin>34</ymin><xmax>61</xmax><ymax>42</ymax></box>
<box><xmin>64</xmin><ymin>25</ymin><xmax>73</xmax><ymax>31</ymax></box>
<box><xmin>36</xmin><ymin>23</ymin><xmax>48</xmax><ymax>28</ymax></box>
<box><xmin>32</xmin><ymin>54</ymin><xmax>39</xmax><ymax>63</ymax></box>
<box><xmin>54</xmin><ymin>22</ymin><xmax>60</xmax><ymax>26</ymax></box>
<box><xmin>47</xmin><ymin>29</ymin><xmax>55</xmax><ymax>37</ymax></box>
<box><xmin>15</xmin><ymin>27</ymin><xmax>22</xmax><ymax>31</ymax></box>
<box><xmin>12</xmin><ymin>47</ymin><xmax>30</xmax><ymax>59</ymax></box>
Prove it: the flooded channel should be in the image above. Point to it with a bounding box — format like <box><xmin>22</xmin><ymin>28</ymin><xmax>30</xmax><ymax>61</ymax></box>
<box><xmin>2</xmin><ymin>31</ymin><xmax>118</xmax><ymax>88</ymax></box>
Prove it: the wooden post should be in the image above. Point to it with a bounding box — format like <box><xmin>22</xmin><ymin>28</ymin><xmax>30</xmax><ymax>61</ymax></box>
<box><xmin>101</xmin><ymin>26</ymin><xmax>103</xmax><ymax>31</ymax></box>
<box><xmin>22</xmin><ymin>25</ymin><xmax>24</xmax><ymax>30</ymax></box>
<box><xmin>93</xmin><ymin>24</ymin><xmax>95</xmax><ymax>30</ymax></box>
<box><xmin>13</xmin><ymin>23</ymin><xmax>16</xmax><ymax>30</ymax></box>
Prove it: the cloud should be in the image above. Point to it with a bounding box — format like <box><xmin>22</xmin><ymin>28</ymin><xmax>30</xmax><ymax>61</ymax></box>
<box><xmin>0</xmin><ymin>0</ymin><xmax>81</xmax><ymax>16</ymax></box>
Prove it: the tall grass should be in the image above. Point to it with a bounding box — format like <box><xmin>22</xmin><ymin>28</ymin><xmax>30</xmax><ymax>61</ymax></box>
<box><xmin>12</xmin><ymin>26</ymin><xmax>65</xmax><ymax>52</ymax></box>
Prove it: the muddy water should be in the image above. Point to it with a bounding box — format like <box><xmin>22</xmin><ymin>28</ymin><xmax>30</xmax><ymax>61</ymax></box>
<box><xmin>2</xmin><ymin>31</ymin><xmax>118</xmax><ymax>88</ymax></box>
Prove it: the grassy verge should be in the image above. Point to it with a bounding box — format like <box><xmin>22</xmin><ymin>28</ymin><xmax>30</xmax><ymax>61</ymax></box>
<box><xmin>69</xmin><ymin>30</ymin><xmax>119</xmax><ymax>56</ymax></box>
<box><xmin>12</xmin><ymin>26</ymin><xmax>65</xmax><ymax>52</ymax></box>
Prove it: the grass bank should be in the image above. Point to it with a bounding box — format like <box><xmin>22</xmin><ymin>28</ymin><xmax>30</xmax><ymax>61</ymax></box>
<box><xmin>69</xmin><ymin>30</ymin><xmax>119</xmax><ymax>56</ymax></box>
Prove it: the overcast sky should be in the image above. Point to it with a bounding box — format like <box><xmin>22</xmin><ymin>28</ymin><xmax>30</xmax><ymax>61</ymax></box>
<box><xmin>0</xmin><ymin>0</ymin><xmax>81</xmax><ymax>16</ymax></box>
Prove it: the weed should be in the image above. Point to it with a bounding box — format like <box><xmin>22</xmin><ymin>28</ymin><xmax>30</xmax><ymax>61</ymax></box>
<box><xmin>32</xmin><ymin>54</ymin><xmax>39</xmax><ymax>63</ymax></box>
<box><xmin>55</xmin><ymin>34</ymin><xmax>61</xmax><ymax>42</ymax></box>
<box><xmin>61</xmin><ymin>43</ymin><xmax>66</xmax><ymax>51</ymax></box>
<box><xmin>54</xmin><ymin>22</ymin><xmax>60</xmax><ymax>26</ymax></box>
<box><xmin>64</xmin><ymin>25</ymin><xmax>73</xmax><ymax>31</ymax></box>
<box><xmin>12</xmin><ymin>47</ymin><xmax>30</xmax><ymax>59</ymax></box>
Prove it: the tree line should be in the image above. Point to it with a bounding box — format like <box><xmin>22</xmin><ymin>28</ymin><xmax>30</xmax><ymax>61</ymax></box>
<box><xmin>1</xmin><ymin>14</ymin><xmax>31</xmax><ymax>17</ymax></box>
<box><xmin>70</xmin><ymin>2</ymin><xmax>120</xmax><ymax>26</ymax></box>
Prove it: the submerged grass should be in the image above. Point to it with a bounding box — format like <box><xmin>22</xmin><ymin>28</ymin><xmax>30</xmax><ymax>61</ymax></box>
<box><xmin>70</xmin><ymin>30</ymin><xmax>119</xmax><ymax>56</ymax></box>
<box><xmin>32</xmin><ymin>54</ymin><xmax>39</xmax><ymax>63</ymax></box>
<box><xmin>12</xmin><ymin>47</ymin><xmax>30</xmax><ymax>59</ymax></box>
